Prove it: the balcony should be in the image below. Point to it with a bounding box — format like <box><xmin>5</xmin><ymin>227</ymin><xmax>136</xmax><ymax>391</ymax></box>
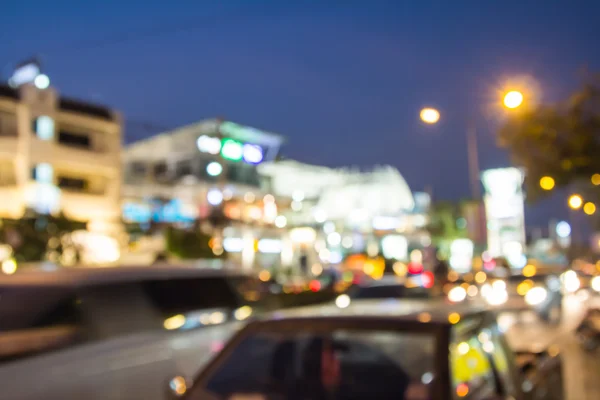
<box><xmin>0</xmin><ymin>186</ymin><xmax>25</xmax><ymax>219</ymax></box>
<box><xmin>0</xmin><ymin>136</ymin><xmax>18</xmax><ymax>159</ymax></box>
<box><xmin>29</xmin><ymin>138</ymin><xmax>119</xmax><ymax>175</ymax></box>
<box><xmin>60</xmin><ymin>191</ymin><xmax>120</xmax><ymax>222</ymax></box>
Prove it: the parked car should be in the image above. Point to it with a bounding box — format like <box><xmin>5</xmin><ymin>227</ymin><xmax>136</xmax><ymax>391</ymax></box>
<box><xmin>171</xmin><ymin>300</ymin><xmax>564</xmax><ymax>400</ymax></box>
<box><xmin>0</xmin><ymin>263</ymin><xmax>264</xmax><ymax>400</ymax></box>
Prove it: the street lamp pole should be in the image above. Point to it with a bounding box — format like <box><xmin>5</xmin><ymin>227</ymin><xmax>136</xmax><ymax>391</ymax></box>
<box><xmin>466</xmin><ymin>119</ymin><xmax>481</xmax><ymax>200</ymax></box>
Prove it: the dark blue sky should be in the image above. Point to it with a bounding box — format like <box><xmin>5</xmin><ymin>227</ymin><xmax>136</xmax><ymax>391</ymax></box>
<box><xmin>2</xmin><ymin>0</ymin><xmax>599</xmax><ymax>228</ymax></box>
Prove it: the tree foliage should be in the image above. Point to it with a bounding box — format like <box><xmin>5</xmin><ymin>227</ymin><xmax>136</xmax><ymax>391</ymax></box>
<box><xmin>427</xmin><ymin>201</ymin><xmax>468</xmax><ymax>244</ymax></box>
<box><xmin>498</xmin><ymin>75</ymin><xmax>600</xmax><ymax>202</ymax></box>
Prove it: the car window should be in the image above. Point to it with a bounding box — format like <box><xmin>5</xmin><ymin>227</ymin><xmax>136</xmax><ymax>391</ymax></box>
<box><xmin>142</xmin><ymin>277</ymin><xmax>242</xmax><ymax>316</ymax></box>
<box><xmin>351</xmin><ymin>285</ymin><xmax>405</xmax><ymax>299</ymax></box>
<box><xmin>487</xmin><ymin>329</ymin><xmax>518</xmax><ymax>396</ymax></box>
<box><xmin>0</xmin><ymin>287</ymin><xmax>83</xmax><ymax>363</ymax></box>
<box><xmin>450</xmin><ymin>329</ymin><xmax>499</xmax><ymax>399</ymax></box>
<box><xmin>190</xmin><ymin>329</ymin><xmax>436</xmax><ymax>400</ymax></box>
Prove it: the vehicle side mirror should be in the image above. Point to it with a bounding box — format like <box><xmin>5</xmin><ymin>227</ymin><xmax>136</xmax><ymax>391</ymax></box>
<box><xmin>166</xmin><ymin>375</ymin><xmax>192</xmax><ymax>399</ymax></box>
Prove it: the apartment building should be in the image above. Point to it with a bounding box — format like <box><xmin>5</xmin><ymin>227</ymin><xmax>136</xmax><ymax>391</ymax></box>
<box><xmin>0</xmin><ymin>65</ymin><xmax>122</xmax><ymax>236</ymax></box>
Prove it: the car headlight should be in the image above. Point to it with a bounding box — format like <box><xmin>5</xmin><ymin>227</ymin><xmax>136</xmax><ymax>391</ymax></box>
<box><xmin>592</xmin><ymin>276</ymin><xmax>600</xmax><ymax>292</ymax></box>
<box><xmin>485</xmin><ymin>287</ymin><xmax>508</xmax><ymax>305</ymax></box>
<box><xmin>562</xmin><ymin>270</ymin><xmax>580</xmax><ymax>293</ymax></box>
<box><xmin>448</xmin><ymin>286</ymin><xmax>467</xmax><ymax>303</ymax></box>
<box><xmin>525</xmin><ymin>287</ymin><xmax>548</xmax><ymax>306</ymax></box>
<box><xmin>335</xmin><ymin>294</ymin><xmax>351</xmax><ymax>309</ymax></box>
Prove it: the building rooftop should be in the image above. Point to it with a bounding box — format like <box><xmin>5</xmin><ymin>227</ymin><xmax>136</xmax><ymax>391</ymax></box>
<box><xmin>0</xmin><ymin>83</ymin><xmax>116</xmax><ymax>122</ymax></box>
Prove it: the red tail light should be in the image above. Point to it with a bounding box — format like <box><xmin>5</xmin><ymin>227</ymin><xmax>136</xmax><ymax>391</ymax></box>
<box><xmin>408</xmin><ymin>262</ymin><xmax>424</xmax><ymax>274</ymax></box>
<box><xmin>422</xmin><ymin>271</ymin><xmax>434</xmax><ymax>288</ymax></box>
<box><xmin>309</xmin><ymin>280</ymin><xmax>321</xmax><ymax>292</ymax></box>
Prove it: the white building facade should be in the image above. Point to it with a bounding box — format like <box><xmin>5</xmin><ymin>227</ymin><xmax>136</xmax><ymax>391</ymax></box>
<box><xmin>0</xmin><ymin>65</ymin><xmax>122</xmax><ymax>236</ymax></box>
<box><xmin>259</xmin><ymin>160</ymin><xmax>430</xmax><ymax>271</ymax></box>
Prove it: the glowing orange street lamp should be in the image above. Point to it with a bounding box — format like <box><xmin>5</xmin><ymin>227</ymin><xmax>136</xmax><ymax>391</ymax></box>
<box><xmin>503</xmin><ymin>90</ymin><xmax>524</xmax><ymax>109</ymax></box>
<box><xmin>568</xmin><ymin>194</ymin><xmax>583</xmax><ymax>210</ymax></box>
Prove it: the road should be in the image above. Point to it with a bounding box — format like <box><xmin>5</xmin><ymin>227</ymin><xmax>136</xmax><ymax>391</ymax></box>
<box><xmin>502</xmin><ymin>294</ymin><xmax>600</xmax><ymax>400</ymax></box>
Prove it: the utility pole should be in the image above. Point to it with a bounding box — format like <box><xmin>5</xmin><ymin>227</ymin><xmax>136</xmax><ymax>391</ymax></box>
<box><xmin>466</xmin><ymin>120</ymin><xmax>481</xmax><ymax>200</ymax></box>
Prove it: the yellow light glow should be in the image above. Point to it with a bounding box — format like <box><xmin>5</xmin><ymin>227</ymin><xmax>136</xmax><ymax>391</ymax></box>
<box><xmin>522</xmin><ymin>264</ymin><xmax>536</xmax><ymax>277</ymax></box>
<box><xmin>448</xmin><ymin>271</ymin><xmax>459</xmax><ymax>282</ymax></box>
<box><xmin>568</xmin><ymin>194</ymin><xmax>583</xmax><ymax>210</ymax></box>
<box><xmin>584</xmin><ymin>202</ymin><xmax>596</xmax><ymax>215</ymax></box>
<box><xmin>448</xmin><ymin>312</ymin><xmax>461</xmax><ymax>324</ymax></box>
<box><xmin>539</xmin><ymin>176</ymin><xmax>555</xmax><ymax>191</ymax></box>
<box><xmin>420</xmin><ymin>108</ymin><xmax>440</xmax><ymax>124</ymax></box>
<box><xmin>163</xmin><ymin>314</ymin><xmax>186</xmax><ymax>330</ymax></box>
<box><xmin>475</xmin><ymin>271</ymin><xmax>487</xmax><ymax>284</ymax></box>
<box><xmin>393</xmin><ymin>261</ymin><xmax>408</xmax><ymax>277</ymax></box>
<box><xmin>517</xmin><ymin>280</ymin><xmax>534</xmax><ymax>296</ymax></box>
<box><xmin>1</xmin><ymin>258</ymin><xmax>17</xmax><ymax>275</ymax></box>
<box><xmin>258</xmin><ymin>270</ymin><xmax>271</xmax><ymax>282</ymax></box>
<box><xmin>457</xmin><ymin>342</ymin><xmax>470</xmax><ymax>355</ymax></box>
<box><xmin>234</xmin><ymin>306</ymin><xmax>253</xmax><ymax>321</ymax></box>
<box><xmin>592</xmin><ymin>174</ymin><xmax>600</xmax><ymax>186</ymax></box>
<box><xmin>311</xmin><ymin>263</ymin><xmax>323</xmax><ymax>276</ymax></box>
<box><xmin>503</xmin><ymin>90</ymin><xmax>524</xmax><ymax>109</ymax></box>
<box><xmin>170</xmin><ymin>376</ymin><xmax>188</xmax><ymax>396</ymax></box>
<box><xmin>418</xmin><ymin>312</ymin><xmax>432</xmax><ymax>323</ymax></box>
<box><xmin>467</xmin><ymin>285</ymin><xmax>479</xmax><ymax>297</ymax></box>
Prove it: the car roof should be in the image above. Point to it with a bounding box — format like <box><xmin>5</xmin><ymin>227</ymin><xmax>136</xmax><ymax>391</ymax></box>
<box><xmin>0</xmin><ymin>261</ymin><xmax>254</xmax><ymax>288</ymax></box>
<box><xmin>358</xmin><ymin>275</ymin><xmax>404</xmax><ymax>287</ymax></box>
<box><xmin>261</xmin><ymin>298</ymin><xmax>487</xmax><ymax>326</ymax></box>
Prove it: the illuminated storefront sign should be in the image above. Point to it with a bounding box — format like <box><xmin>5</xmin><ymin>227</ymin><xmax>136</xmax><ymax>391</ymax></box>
<box><xmin>481</xmin><ymin>168</ymin><xmax>525</xmax><ymax>261</ymax></box>
<box><xmin>196</xmin><ymin>135</ymin><xmax>222</xmax><ymax>154</ymax></box>
<box><xmin>221</xmin><ymin>139</ymin><xmax>244</xmax><ymax>161</ymax></box>
<box><xmin>123</xmin><ymin>198</ymin><xmax>197</xmax><ymax>224</ymax></box>
<box><xmin>242</xmin><ymin>144</ymin><xmax>263</xmax><ymax>164</ymax></box>
<box><xmin>197</xmin><ymin>134</ymin><xmax>264</xmax><ymax>164</ymax></box>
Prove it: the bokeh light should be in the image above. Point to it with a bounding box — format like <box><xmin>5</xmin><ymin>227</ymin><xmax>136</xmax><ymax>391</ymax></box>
<box><xmin>420</xmin><ymin>108</ymin><xmax>440</xmax><ymax>124</ymax></box>
<box><xmin>539</xmin><ymin>176</ymin><xmax>555</xmax><ymax>191</ymax></box>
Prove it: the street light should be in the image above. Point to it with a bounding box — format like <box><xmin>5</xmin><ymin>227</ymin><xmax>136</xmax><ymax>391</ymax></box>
<box><xmin>584</xmin><ymin>202</ymin><xmax>596</xmax><ymax>215</ymax></box>
<box><xmin>503</xmin><ymin>90</ymin><xmax>524</xmax><ymax>109</ymax></box>
<box><xmin>419</xmin><ymin>89</ymin><xmax>525</xmax><ymax>200</ymax></box>
<box><xmin>539</xmin><ymin>176</ymin><xmax>555</xmax><ymax>191</ymax></box>
<box><xmin>420</xmin><ymin>108</ymin><xmax>440</xmax><ymax>124</ymax></box>
<box><xmin>568</xmin><ymin>194</ymin><xmax>583</xmax><ymax>210</ymax></box>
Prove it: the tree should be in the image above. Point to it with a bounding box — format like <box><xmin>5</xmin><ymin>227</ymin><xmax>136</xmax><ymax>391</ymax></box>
<box><xmin>498</xmin><ymin>75</ymin><xmax>600</xmax><ymax>203</ymax></box>
<box><xmin>427</xmin><ymin>201</ymin><xmax>468</xmax><ymax>245</ymax></box>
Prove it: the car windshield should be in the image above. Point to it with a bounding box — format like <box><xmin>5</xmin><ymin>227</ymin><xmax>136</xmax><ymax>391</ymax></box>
<box><xmin>190</xmin><ymin>328</ymin><xmax>436</xmax><ymax>400</ymax></box>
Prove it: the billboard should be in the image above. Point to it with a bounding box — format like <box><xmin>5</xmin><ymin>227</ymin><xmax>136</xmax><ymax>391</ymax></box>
<box><xmin>481</xmin><ymin>168</ymin><xmax>526</xmax><ymax>264</ymax></box>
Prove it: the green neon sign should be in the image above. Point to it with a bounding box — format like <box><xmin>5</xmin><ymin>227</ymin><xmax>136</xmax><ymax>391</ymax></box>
<box><xmin>221</xmin><ymin>139</ymin><xmax>243</xmax><ymax>161</ymax></box>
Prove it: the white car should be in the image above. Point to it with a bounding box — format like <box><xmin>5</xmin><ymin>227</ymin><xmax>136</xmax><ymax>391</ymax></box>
<box><xmin>0</xmin><ymin>264</ymin><xmax>263</xmax><ymax>400</ymax></box>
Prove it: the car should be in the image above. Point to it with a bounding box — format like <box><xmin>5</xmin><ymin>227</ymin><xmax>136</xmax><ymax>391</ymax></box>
<box><xmin>170</xmin><ymin>299</ymin><xmax>564</xmax><ymax>400</ymax></box>
<box><xmin>0</xmin><ymin>263</ymin><xmax>264</xmax><ymax>400</ymax></box>
<box><xmin>338</xmin><ymin>275</ymin><xmax>431</xmax><ymax>306</ymax></box>
<box><xmin>445</xmin><ymin>269</ymin><xmax>564</xmax><ymax>324</ymax></box>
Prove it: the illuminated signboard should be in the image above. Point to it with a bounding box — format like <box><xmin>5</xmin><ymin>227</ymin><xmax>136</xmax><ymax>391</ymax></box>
<box><xmin>481</xmin><ymin>168</ymin><xmax>525</xmax><ymax>260</ymax></box>
<box><xmin>197</xmin><ymin>135</ymin><xmax>221</xmax><ymax>154</ymax></box>
<box><xmin>197</xmin><ymin>134</ymin><xmax>264</xmax><ymax>164</ymax></box>
<box><xmin>221</xmin><ymin>139</ymin><xmax>244</xmax><ymax>161</ymax></box>
<box><xmin>242</xmin><ymin>144</ymin><xmax>263</xmax><ymax>164</ymax></box>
